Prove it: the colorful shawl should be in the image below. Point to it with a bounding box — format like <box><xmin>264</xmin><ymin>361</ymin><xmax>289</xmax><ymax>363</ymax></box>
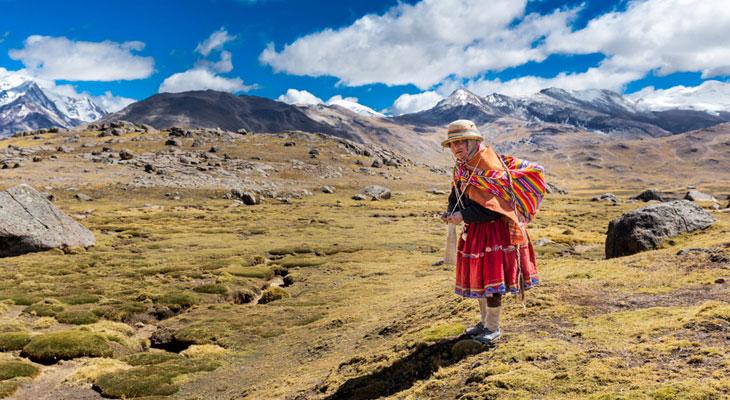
<box><xmin>453</xmin><ymin>150</ymin><xmax>546</xmax><ymax>226</ymax></box>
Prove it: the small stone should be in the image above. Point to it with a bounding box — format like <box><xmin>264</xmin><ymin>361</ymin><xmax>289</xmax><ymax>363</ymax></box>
<box><xmin>715</xmin><ymin>277</ymin><xmax>725</xmax><ymax>284</ymax></box>
<box><xmin>371</xmin><ymin>159</ymin><xmax>382</xmax><ymax>168</ymax></box>
<box><xmin>74</xmin><ymin>193</ymin><xmax>93</xmax><ymax>202</ymax></box>
<box><xmin>284</xmin><ymin>141</ymin><xmax>296</xmax><ymax>147</ymax></box>
<box><xmin>352</xmin><ymin>194</ymin><xmax>368</xmax><ymax>201</ymax></box>
<box><xmin>321</xmin><ymin>185</ymin><xmax>335</xmax><ymax>194</ymax></box>
<box><xmin>166</xmin><ymin>138</ymin><xmax>181</xmax><ymax>146</ymax></box>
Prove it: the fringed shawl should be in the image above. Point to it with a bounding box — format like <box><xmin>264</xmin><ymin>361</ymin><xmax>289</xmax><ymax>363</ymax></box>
<box><xmin>452</xmin><ymin>145</ymin><xmax>546</xmax><ymax>244</ymax></box>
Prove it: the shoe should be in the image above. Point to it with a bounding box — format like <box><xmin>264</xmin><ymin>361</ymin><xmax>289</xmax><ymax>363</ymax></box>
<box><xmin>474</xmin><ymin>328</ymin><xmax>501</xmax><ymax>344</ymax></box>
<box><xmin>464</xmin><ymin>322</ymin><xmax>486</xmax><ymax>337</ymax></box>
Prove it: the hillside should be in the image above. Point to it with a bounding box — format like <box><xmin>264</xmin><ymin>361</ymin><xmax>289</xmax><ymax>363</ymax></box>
<box><xmin>0</xmin><ymin>125</ymin><xmax>728</xmax><ymax>399</ymax></box>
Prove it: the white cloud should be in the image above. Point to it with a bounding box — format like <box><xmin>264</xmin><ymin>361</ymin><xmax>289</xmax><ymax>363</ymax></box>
<box><xmin>159</xmin><ymin>28</ymin><xmax>254</xmax><ymax>94</ymax></box>
<box><xmin>92</xmin><ymin>91</ymin><xmax>136</xmax><ymax>112</ymax></box>
<box><xmin>627</xmin><ymin>80</ymin><xmax>730</xmax><ymax>113</ymax></box>
<box><xmin>197</xmin><ymin>50</ymin><xmax>234</xmax><ymax>73</ymax></box>
<box><xmin>391</xmin><ymin>91</ymin><xmax>443</xmax><ymax>114</ymax></box>
<box><xmin>260</xmin><ymin>0</ymin><xmax>576</xmax><ymax>89</ymax></box>
<box><xmin>0</xmin><ymin>32</ymin><xmax>9</xmax><ymax>44</ymax></box>
<box><xmin>195</xmin><ymin>28</ymin><xmax>236</xmax><ymax>56</ymax></box>
<box><xmin>277</xmin><ymin>88</ymin><xmax>323</xmax><ymax>105</ymax></box>
<box><xmin>326</xmin><ymin>95</ymin><xmax>358</xmax><ymax>104</ymax></box>
<box><xmin>545</xmin><ymin>0</ymin><xmax>730</xmax><ymax>79</ymax></box>
<box><xmin>8</xmin><ymin>35</ymin><xmax>154</xmax><ymax>81</ymax></box>
<box><xmin>159</xmin><ymin>68</ymin><xmax>252</xmax><ymax>93</ymax></box>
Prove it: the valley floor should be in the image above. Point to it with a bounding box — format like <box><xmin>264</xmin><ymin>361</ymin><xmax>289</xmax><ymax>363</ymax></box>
<box><xmin>0</xmin><ymin>129</ymin><xmax>728</xmax><ymax>399</ymax></box>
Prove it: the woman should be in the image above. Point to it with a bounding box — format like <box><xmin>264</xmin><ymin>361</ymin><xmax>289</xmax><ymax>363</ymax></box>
<box><xmin>441</xmin><ymin>119</ymin><xmax>542</xmax><ymax>344</ymax></box>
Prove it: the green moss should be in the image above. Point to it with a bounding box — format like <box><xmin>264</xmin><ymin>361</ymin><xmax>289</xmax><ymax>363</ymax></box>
<box><xmin>22</xmin><ymin>330</ymin><xmax>113</xmax><ymax>363</ymax></box>
<box><xmin>268</xmin><ymin>246</ymin><xmax>315</xmax><ymax>256</ymax></box>
<box><xmin>173</xmin><ymin>321</ymin><xmax>234</xmax><ymax>345</ymax></box>
<box><xmin>23</xmin><ymin>299</ymin><xmax>66</xmax><ymax>317</ymax></box>
<box><xmin>279</xmin><ymin>257</ymin><xmax>325</xmax><ymax>268</ymax></box>
<box><xmin>420</xmin><ymin>323</ymin><xmax>464</xmax><ymax>342</ymax></box>
<box><xmin>222</xmin><ymin>265</ymin><xmax>274</xmax><ymax>280</ymax></box>
<box><xmin>258</xmin><ymin>287</ymin><xmax>289</xmax><ymax>304</ymax></box>
<box><xmin>63</xmin><ymin>294</ymin><xmax>102</xmax><ymax>305</ymax></box>
<box><xmin>56</xmin><ymin>310</ymin><xmax>100</xmax><ymax>325</ymax></box>
<box><xmin>0</xmin><ymin>332</ymin><xmax>32</xmax><ymax>351</ymax></box>
<box><xmin>0</xmin><ymin>321</ymin><xmax>26</xmax><ymax>333</ymax></box>
<box><xmin>192</xmin><ymin>284</ymin><xmax>229</xmax><ymax>295</ymax></box>
<box><xmin>123</xmin><ymin>351</ymin><xmax>185</xmax><ymax>366</ymax></box>
<box><xmin>0</xmin><ymin>360</ymin><xmax>39</xmax><ymax>380</ymax></box>
<box><xmin>92</xmin><ymin>357</ymin><xmax>220</xmax><ymax>398</ymax></box>
<box><xmin>155</xmin><ymin>291</ymin><xmax>200</xmax><ymax>307</ymax></box>
<box><xmin>92</xmin><ymin>302</ymin><xmax>148</xmax><ymax>322</ymax></box>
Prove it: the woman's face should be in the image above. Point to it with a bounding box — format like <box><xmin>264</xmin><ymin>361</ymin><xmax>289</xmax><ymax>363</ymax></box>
<box><xmin>449</xmin><ymin>139</ymin><xmax>469</xmax><ymax>160</ymax></box>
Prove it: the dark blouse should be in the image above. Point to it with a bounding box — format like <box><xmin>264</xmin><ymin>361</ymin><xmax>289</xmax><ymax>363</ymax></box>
<box><xmin>447</xmin><ymin>186</ymin><xmax>501</xmax><ymax>223</ymax></box>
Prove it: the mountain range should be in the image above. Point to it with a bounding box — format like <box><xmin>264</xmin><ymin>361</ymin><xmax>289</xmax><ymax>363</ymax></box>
<box><xmin>3</xmin><ymin>77</ymin><xmax>730</xmax><ymax>142</ymax></box>
<box><xmin>0</xmin><ymin>79</ymin><xmax>106</xmax><ymax>135</ymax></box>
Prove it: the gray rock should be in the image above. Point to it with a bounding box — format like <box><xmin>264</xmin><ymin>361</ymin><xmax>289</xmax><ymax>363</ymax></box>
<box><xmin>74</xmin><ymin>193</ymin><xmax>93</xmax><ymax>202</ymax></box>
<box><xmin>57</xmin><ymin>146</ymin><xmax>73</xmax><ymax>153</ymax></box>
<box><xmin>632</xmin><ymin>189</ymin><xmax>678</xmax><ymax>202</ymax></box>
<box><xmin>359</xmin><ymin>185</ymin><xmax>391</xmax><ymax>200</ymax></box>
<box><xmin>321</xmin><ymin>185</ymin><xmax>335</xmax><ymax>194</ymax></box>
<box><xmin>371</xmin><ymin>159</ymin><xmax>382</xmax><ymax>168</ymax></box>
<box><xmin>545</xmin><ymin>182</ymin><xmax>567</xmax><ymax>195</ymax></box>
<box><xmin>427</xmin><ymin>188</ymin><xmax>447</xmax><ymax>195</ymax></box>
<box><xmin>165</xmin><ymin>138</ymin><xmax>181</xmax><ymax>146</ymax></box>
<box><xmin>119</xmin><ymin>149</ymin><xmax>135</xmax><ymax>160</ymax></box>
<box><xmin>591</xmin><ymin>193</ymin><xmax>618</xmax><ymax>203</ymax></box>
<box><xmin>231</xmin><ymin>189</ymin><xmax>260</xmax><ymax>205</ymax></box>
<box><xmin>351</xmin><ymin>194</ymin><xmax>368</xmax><ymax>201</ymax></box>
<box><xmin>0</xmin><ymin>185</ymin><xmax>96</xmax><ymax>257</ymax></box>
<box><xmin>605</xmin><ymin>200</ymin><xmax>714</xmax><ymax>259</ymax></box>
<box><xmin>684</xmin><ymin>190</ymin><xmax>717</xmax><ymax>202</ymax></box>
<box><xmin>236</xmin><ymin>128</ymin><xmax>249</xmax><ymax>135</ymax></box>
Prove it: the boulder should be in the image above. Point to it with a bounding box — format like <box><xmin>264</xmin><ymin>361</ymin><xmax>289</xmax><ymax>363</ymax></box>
<box><xmin>359</xmin><ymin>185</ymin><xmax>391</xmax><ymax>200</ymax></box>
<box><xmin>684</xmin><ymin>190</ymin><xmax>717</xmax><ymax>202</ymax></box>
<box><xmin>231</xmin><ymin>189</ymin><xmax>260</xmax><ymax>205</ymax></box>
<box><xmin>591</xmin><ymin>193</ymin><xmax>618</xmax><ymax>203</ymax></box>
<box><xmin>632</xmin><ymin>189</ymin><xmax>678</xmax><ymax>202</ymax></box>
<box><xmin>119</xmin><ymin>149</ymin><xmax>135</xmax><ymax>160</ymax></box>
<box><xmin>0</xmin><ymin>185</ymin><xmax>96</xmax><ymax>257</ymax></box>
<box><xmin>605</xmin><ymin>200</ymin><xmax>714</xmax><ymax>259</ymax></box>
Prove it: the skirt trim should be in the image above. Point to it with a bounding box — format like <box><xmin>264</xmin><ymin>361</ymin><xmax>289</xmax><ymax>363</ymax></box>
<box><xmin>455</xmin><ymin>276</ymin><xmax>540</xmax><ymax>298</ymax></box>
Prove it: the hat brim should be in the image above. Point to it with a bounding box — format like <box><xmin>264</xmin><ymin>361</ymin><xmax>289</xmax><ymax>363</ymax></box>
<box><xmin>441</xmin><ymin>134</ymin><xmax>484</xmax><ymax>147</ymax></box>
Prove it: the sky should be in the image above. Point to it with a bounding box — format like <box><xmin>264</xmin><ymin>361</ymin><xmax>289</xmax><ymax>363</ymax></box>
<box><xmin>0</xmin><ymin>0</ymin><xmax>728</xmax><ymax>115</ymax></box>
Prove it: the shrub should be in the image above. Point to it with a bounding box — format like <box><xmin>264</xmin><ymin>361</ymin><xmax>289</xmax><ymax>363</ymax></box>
<box><xmin>155</xmin><ymin>292</ymin><xmax>200</xmax><ymax>307</ymax></box>
<box><xmin>23</xmin><ymin>299</ymin><xmax>66</xmax><ymax>317</ymax></box>
<box><xmin>258</xmin><ymin>287</ymin><xmax>289</xmax><ymax>304</ymax></box>
<box><xmin>92</xmin><ymin>358</ymin><xmax>220</xmax><ymax>398</ymax></box>
<box><xmin>0</xmin><ymin>360</ymin><xmax>39</xmax><ymax>380</ymax></box>
<box><xmin>56</xmin><ymin>310</ymin><xmax>100</xmax><ymax>325</ymax></box>
<box><xmin>21</xmin><ymin>331</ymin><xmax>113</xmax><ymax>364</ymax></box>
<box><xmin>0</xmin><ymin>332</ymin><xmax>32</xmax><ymax>351</ymax></box>
<box><xmin>193</xmin><ymin>284</ymin><xmax>228</xmax><ymax>295</ymax></box>
<box><xmin>123</xmin><ymin>351</ymin><xmax>184</xmax><ymax>366</ymax></box>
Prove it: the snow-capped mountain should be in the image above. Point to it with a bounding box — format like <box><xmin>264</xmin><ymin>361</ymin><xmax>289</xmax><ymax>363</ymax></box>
<box><xmin>395</xmin><ymin>87</ymin><xmax>730</xmax><ymax>137</ymax></box>
<box><xmin>0</xmin><ymin>77</ymin><xmax>108</xmax><ymax>136</ymax></box>
<box><xmin>628</xmin><ymin>80</ymin><xmax>730</xmax><ymax>115</ymax></box>
<box><xmin>326</xmin><ymin>97</ymin><xmax>385</xmax><ymax>118</ymax></box>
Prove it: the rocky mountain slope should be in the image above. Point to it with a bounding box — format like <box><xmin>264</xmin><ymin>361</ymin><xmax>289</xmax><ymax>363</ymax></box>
<box><xmin>0</xmin><ymin>79</ymin><xmax>106</xmax><ymax>136</ymax></box>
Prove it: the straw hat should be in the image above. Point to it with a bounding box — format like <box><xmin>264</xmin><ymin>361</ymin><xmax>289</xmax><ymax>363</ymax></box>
<box><xmin>441</xmin><ymin>119</ymin><xmax>483</xmax><ymax>147</ymax></box>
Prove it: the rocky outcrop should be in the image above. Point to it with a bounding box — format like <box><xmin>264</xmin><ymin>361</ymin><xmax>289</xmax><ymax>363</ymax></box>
<box><xmin>605</xmin><ymin>200</ymin><xmax>714</xmax><ymax>259</ymax></box>
<box><xmin>0</xmin><ymin>185</ymin><xmax>96</xmax><ymax>257</ymax></box>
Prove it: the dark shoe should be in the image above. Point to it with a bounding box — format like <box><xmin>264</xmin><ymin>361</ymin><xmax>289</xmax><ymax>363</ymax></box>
<box><xmin>474</xmin><ymin>328</ymin><xmax>501</xmax><ymax>344</ymax></box>
<box><xmin>465</xmin><ymin>322</ymin><xmax>486</xmax><ymax>337</ymax></box>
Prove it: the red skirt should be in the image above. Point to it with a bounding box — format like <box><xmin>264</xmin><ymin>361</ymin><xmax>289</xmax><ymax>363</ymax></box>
<box><xmin>454</xmin><ymin>219</ymin><xmax>539</xmax><ymax>298</ymax></box>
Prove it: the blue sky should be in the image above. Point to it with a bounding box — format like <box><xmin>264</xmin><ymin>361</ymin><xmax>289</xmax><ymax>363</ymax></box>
<box><xmin>0</xmin><ymin>0</ymin><xmax>728</xmax><ymax>114</ymax></box>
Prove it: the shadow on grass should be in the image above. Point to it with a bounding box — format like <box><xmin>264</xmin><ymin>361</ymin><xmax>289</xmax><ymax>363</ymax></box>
<box><xmin>326</xmin><ymin>335</ymin><xmax>491</xmax><ymax>400</ymax></box>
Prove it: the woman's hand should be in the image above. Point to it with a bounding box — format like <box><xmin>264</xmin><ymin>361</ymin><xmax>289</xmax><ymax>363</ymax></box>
<box><xmin>445</xmin><ymin>211</ymin><xmax>463</xmax><ymax>224</ymax></box>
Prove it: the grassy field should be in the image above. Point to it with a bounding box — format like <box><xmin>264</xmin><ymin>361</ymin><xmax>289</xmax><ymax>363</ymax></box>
<box><xmin>0</xmin><ymin>128</ymin><xmax>728</xmax><ymax>399</ymax></box>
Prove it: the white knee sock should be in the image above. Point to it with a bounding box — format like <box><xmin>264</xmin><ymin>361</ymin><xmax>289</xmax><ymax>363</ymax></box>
<box><xmin>485</xmin><ymin>306</ymin><xmax>501</xmax><ymax>332</ymax></box>
<box><xmin>478</xmin><ymin>298</ymin><xmax>487</xmax><ymax>327</ymax></box>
